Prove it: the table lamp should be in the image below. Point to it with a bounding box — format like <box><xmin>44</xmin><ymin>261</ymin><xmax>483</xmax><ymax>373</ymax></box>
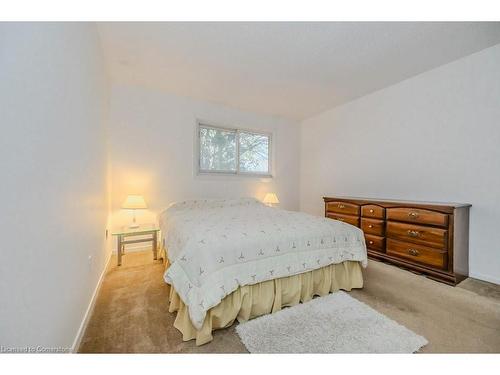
<box><xmin>263</xmin><ymin>193</ymin><xmax>279</xmax><ymax>207</ymax></box>
<box><xmin>122</xmin><ymin>195</ymin><xmax>147</xmax><ymax>228</ymax></box>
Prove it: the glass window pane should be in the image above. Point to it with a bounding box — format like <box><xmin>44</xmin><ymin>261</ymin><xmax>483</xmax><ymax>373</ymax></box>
<box><xmin>199</xmin><ymin>126</ymin><xmax>237</xmax><ymax>172</ymax></box>
<box><xmin>239</xmin><ymin>132</ymin><xmax>270</xmax><ymax>173</ymax></box>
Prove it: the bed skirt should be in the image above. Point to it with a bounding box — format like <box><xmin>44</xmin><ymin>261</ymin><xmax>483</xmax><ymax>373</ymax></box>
<box><xmin>165</xmin><ymin>259</ymin><xmax>364</xmax><ymax>346</ymax></box>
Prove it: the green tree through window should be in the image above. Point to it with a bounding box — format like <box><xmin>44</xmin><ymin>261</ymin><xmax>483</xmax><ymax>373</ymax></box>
<box><xmin>199</xmin><ymin>124</ymin><xmax>271</xmax><ymax>175</ymax></box>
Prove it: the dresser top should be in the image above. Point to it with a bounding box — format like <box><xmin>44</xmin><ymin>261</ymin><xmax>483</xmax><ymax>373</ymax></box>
<box><xmin>323</xmin><ymin>196</ymin><xmax>471</xmax><ymax>208</ymax></box>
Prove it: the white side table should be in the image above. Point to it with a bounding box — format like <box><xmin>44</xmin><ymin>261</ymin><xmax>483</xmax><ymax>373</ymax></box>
<box><xmin>112</xmin><ymin>225</ymin><xmax>160</xmax><ymax>266</ymax></box>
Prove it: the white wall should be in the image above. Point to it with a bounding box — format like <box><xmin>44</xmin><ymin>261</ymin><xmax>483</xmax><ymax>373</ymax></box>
<box><xmin>0</xmin><ymin>23</ymin><xmax>110</xmax><ymax>349</ymax></box>
<box><xmin>108</xmin><ymin>84</ymin><xmax>300</xmax><ymax>229</ymax></box>
<box><xmin>300</xmin><ymin>44</ymin><xmax>500</xmax><ymax>284</ymax></box>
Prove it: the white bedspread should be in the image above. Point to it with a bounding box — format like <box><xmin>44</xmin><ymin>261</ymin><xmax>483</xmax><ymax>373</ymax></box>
<box><xmin>160</xmin><ymin>198</ymin><xmax>367</xmax><ymax>329</ymax></box>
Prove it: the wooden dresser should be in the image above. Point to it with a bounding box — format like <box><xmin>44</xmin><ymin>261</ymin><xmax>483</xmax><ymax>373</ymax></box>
<box><xmin>323</xmin><ymin>196</ymin><xmax>471</xmax><ymax>285</ymax></box>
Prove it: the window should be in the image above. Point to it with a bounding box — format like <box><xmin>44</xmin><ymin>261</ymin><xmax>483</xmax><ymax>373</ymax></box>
<box><xmin>198</xmin><ymin>123</ymin><xmax>272</xmax><ymax>176</ymax></box>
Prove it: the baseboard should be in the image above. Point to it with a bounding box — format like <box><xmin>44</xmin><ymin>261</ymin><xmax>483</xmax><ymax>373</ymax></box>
<box><xmin>468</xmin><ymin>271</ymin><xmax>500</xmax><ymax>286</ymax></box>
<box><xmin>71</xmin><ymin>250</ymin><xmax>112</xmax><ymax>353</ymax></box>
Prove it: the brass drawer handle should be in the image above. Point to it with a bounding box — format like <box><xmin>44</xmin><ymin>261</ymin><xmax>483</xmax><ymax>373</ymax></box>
<box><xmin>368</xmin><ymin>240</ymin><xmax>374</xmax><ymax>245</ymax></box>
<box><xmin>408</xmin><ymin>248</ymin><xmax>419</xmax><ymax>256</ymax></box>
<box><xmin>368</xmin><ymin>224</ymin><xmax>373</xmax><ymax>228</ymax></box>
<box><xmin>369</xmin><ymin>209</ymin><xmax>374</xmax><ymax>213</ymax></box>
<box><xmin>407</xmin><ymin>230</ymin><xmax>420</xmax><ymax>237</ymax></box>
<box><xmin>338</xmin><ymin>204</ymin><xmax>345</xmax><ymax>209</ymax></box>
<box><xmin>408</xmin><ymin>211</ymin><xmax>419</xmax><ymax>219</ymax></box>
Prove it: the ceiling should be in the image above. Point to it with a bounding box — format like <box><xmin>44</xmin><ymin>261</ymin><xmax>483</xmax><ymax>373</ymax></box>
<box><xmin>98</xmin><ymin>22</ymin><xmax>500</xmax><ymax>121</ymax></box>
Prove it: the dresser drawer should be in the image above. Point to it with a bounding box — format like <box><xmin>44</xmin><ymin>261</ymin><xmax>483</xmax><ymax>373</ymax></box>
<box><xmin>386</xmin><ymin>207</ymin><xmax>448</xmax><ymax>227</ymax></box>
<box><xmin>386</xmin><ymin>221</ymin><xmax>447</xmax><ymax>248</ymax></box>
<box><xmin>361</xmin><ymin>205</ymin><xmax>385</xmax><ymax>219</ymax></box>
<box><xmin>326</xmin><ymin>202</ymin><xmax>360</xmax><ymax>216</ymax></box>
<box><xmin>365</xmin><ymin>234</ymin><xmax>385</xmax><ymax>252</ymax></box>
<box><xmin>324</xmin><ymin>196</ymin><xmax>471</xmax><ymax>286</ymax></box>
<box><xmin>361</xmin><ymin>218</ymin><xmax>384</xmax><ymax>236</ymax></box>
<box><xmin>387</xmin><ymin>239</ymin><xmax>447</xmax><ymax>269</ymax></box>
<box><xmin>326</xmin><ymin>213</ymin><xmax>359</xmax><ymax>227</ymax></box>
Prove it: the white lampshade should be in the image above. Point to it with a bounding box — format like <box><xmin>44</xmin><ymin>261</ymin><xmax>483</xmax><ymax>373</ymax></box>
<box><xmin>263</xmin><ymin>193</ymin><xmax>279</xmax><ymax>205</ymax></box>
<box><xmin>122</xmin><ymin>195</ymin><xmax>148</xmax><ymax>210</ymax></box>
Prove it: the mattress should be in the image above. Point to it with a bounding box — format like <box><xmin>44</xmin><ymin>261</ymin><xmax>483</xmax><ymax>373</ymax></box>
<box><xmin>159</xmin><ymin>198</ymin><xmax>367</xmax><ymax>329</ymax></box>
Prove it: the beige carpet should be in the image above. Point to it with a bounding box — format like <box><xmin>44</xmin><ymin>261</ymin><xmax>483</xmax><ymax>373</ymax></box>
<box><xmin>78</xmin><ymin>251</ymin><xmax>500</xmax><ymax>353</ymax></box>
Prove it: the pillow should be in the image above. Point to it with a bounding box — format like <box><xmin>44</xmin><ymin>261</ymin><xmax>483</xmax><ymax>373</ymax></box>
<box><xmin>165</xmin><ymin>197</ymin><xmax>263</xmax><ymax>213</ymax></box>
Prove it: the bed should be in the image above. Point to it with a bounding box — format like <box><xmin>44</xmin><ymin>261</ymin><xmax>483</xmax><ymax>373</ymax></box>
<box><xmin>160</xmin><ymin>198</ymin><xmax>367</xmax><ymax>345</ymax></box>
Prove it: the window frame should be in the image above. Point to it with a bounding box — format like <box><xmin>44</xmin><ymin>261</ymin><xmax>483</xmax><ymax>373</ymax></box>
<box><xmin>196</xmin><ymin>121</ymin><xmax>273</xmax><ymax>177</ymax></box>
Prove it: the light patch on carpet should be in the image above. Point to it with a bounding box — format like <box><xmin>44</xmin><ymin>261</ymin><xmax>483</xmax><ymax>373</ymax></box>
<box><xmin>235</xmin><ymin>291</ymin><xmax>428</xmax><ymax>353</ymax></box>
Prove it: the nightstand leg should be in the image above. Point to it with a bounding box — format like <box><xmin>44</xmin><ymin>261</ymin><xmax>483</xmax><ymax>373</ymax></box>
<box><xmin>153</xmin><ymin>232</ymin><xmax>158</xmax><ymax>260</ymax></box>
<box><xmin>117</xmin><ymin>235</ymin><xmax>122</xmax><ymax>266</ymax></box>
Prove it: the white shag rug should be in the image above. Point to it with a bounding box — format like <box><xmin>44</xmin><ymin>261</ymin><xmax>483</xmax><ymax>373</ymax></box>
<box><xmin>235</xmin><ymin>292</ymin><xmax>428</xmax><ymax>353</ymax></box>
